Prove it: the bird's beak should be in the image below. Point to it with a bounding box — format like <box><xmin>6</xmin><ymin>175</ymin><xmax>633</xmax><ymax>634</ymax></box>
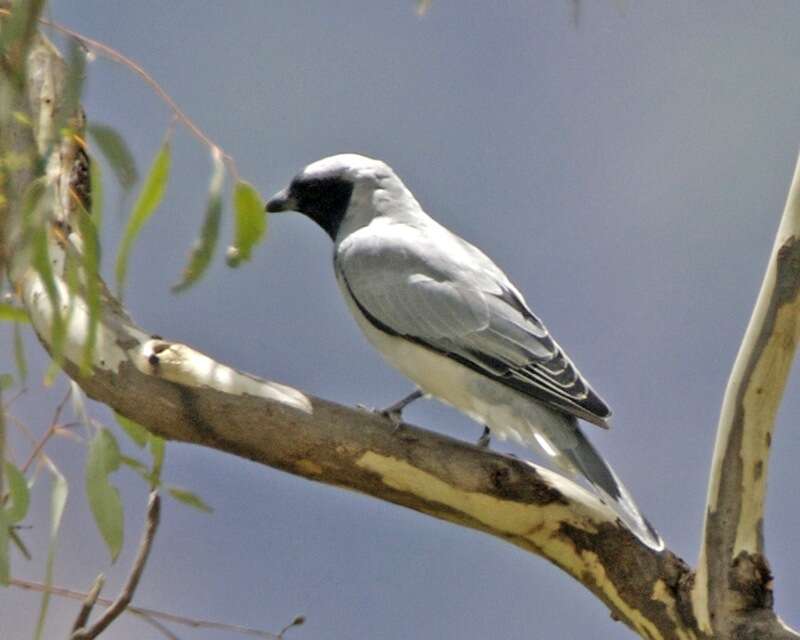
<box><xmin>265</xmin><ymin>188</ymin><xmax>296</xmax><ymax>213</ymax></box>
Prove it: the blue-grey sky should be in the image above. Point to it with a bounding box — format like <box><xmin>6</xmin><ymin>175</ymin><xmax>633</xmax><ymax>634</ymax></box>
<box><xmin>4</xmin><ymin>2</ymin><xmax>800</xmax><ymax>638</ymax></box>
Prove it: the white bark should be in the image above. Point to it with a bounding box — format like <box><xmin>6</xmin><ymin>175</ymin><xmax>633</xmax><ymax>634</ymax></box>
<box><xmin>692</xmin><ymin>153</ymin><xmax>800</xmax><ymax>636</ymax></box>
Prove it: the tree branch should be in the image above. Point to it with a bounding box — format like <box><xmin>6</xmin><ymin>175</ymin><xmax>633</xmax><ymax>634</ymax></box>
<box><xmin>70</xmin><ymin>573</ymin><xmax>105</xmax><ymax>634</ymax></box>
<box><xmin>67</xmin><ymin>333</ymin><xmax>697</xmax><ymax>638</ymax></box>
<box><xmin>71</xmin><ymin>491</ymin><xmax>160</xmax><ymax>640</ymax></box>
<box><xmin>11</xmin><ymin>577</ymin><xmax>282</xmax><ymax>639</ymax></box>
<box><xmin>692</xmin><ymin>153</ymin><xmax>800</xmax><ymax>636</ymax></box>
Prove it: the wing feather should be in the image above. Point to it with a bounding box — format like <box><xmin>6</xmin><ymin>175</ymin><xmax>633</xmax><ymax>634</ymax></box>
<box><xmin>337</xmin><ymin>225</ymin><xmax>611</xmax><ymax>426</ymax></box>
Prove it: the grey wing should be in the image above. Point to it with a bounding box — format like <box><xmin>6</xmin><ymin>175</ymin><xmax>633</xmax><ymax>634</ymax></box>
<box><xmin>338</xmin><ymin>235</ymin><xmax>611</xmax><ymax>427</ymax></box>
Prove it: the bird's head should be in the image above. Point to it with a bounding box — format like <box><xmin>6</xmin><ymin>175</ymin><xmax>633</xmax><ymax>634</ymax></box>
<box><xmin>265</xmin><ymin>154</ymin><xmax>403</xmax><ymax>240</ymax></box>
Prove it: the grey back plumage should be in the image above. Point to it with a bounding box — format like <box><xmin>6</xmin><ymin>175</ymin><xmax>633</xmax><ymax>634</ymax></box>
<box><xmin>336</xmin><ymin>219</ymin><xmax>612</xmax><ymax>427</ymax></box>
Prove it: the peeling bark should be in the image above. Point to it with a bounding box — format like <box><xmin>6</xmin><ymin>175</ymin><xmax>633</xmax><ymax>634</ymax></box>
<box><xmin>694</xmin><ymin>155</ymin><xmax>800</xmax><ymax>637</ymax></box>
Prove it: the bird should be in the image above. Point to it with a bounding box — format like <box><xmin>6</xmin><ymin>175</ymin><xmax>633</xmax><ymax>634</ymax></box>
<box><xmin>265</xmin><ymin>153</ymin><xmax>662</xmax><ymax>549</ymax></box>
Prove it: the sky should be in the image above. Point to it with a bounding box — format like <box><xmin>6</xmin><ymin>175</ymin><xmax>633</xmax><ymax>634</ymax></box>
<box><xmin>3</xmin><ymin>2</ymin><xmax>800</xmax><ymax>639</ymax></box>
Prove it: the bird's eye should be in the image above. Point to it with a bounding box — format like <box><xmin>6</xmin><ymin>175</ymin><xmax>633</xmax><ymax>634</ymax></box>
<box><xmin>291</xmin><ymin>178</ymin><xmax>319</xmax><ymax>199</ymax></box>
<box><xmin>302</xmin><ymin>179</ymin><xmax>323</xmax><ymax>192</ymax></box>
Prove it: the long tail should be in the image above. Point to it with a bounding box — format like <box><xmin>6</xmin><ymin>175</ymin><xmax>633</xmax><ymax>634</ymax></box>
<box><xmin>531</xmin><ymin>419</ymin><xmax>663</xmax><ymax>550</ymax></box>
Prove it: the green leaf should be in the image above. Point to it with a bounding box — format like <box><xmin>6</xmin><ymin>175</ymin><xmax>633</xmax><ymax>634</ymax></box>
<box><xmin>54</xmin><ymin>39</ymin><xmax>86</xmax><ymax>135</ymax></box>
<box><xmin>173</xmin><ymin>150</ymin><xmax>225</xmax><ymax>292</ymax></box>
<box><xmin>85</xmin><ymin>428</ymin><xmax>124</xmax><ymax>562</ymax></box>
<box><xmin>120</xmin><ymin>455</ymin><xmax>150</xmax><ymax>477</ymax></box>
<box><xmin>0</xmin><ymin>0</ymin><xmax>45</xmax><ymax>63</ymax></box>
<box><xmin>115</xmin><ymin>140</ymin><xmax>171</xmax><ymax>298</ymax></box>
<box><xmin>77</xmin><ymin>208</ymin><xmax>101</xmax><ymax>373</ymax></box>
<box><xmin>0</xmin><ymin>374</ymin><xmax>13</xmax><ymax>391</ymax></box>
<box><xmin>167</xmin><ymin>486</ymin><xmax>213</xmax><ymax>513</ymax></box>
<box><xmin>89</xmin><ymin>153</ymin><xmax>104</xmax><ymax>230</ymax></box>
<box><xmin>114</xmin><ymin>412</ymin><xmax>148</xmax><ymax>449</ymax></box>
<box><xmin>0</xmin><ymin>303</ymin><xmax>29</xmax><ymax>323</ymax></box>
<box><xmin>0</xmin><ymin>509</ymin><xmax>8</xmax><ymax>586</ymax></box>
<box><xmin>148</xmin><ymin>435</ymin><xmax>165</xmax><ymax>488</ymax></box>
<box><xmin>13</xmin><ymin>323</ymin><xmax>27</xmax><ymax>385</ymax></box>
<box><xmin>24</xmin><ymin>180</ymin><xmax>65</xmax><ymax>372</ymax></box>
<box><xmin>61</xmin><ymin>163</ymin><xmax>102</xmax><ymax>373</ymax></box>
<box><xmin>31</xmin><ymin>224</ymin><xmax>65</xmax><ymax>370</ymax></box>
<box><xmin>3</xmin><ymin>462</ymin><xmax>29</xmax><ymax>523</ymax></box>
<box><xmin>20</xmin><ymin>174</ymin><xmax>47</xmax><ymax>227</ymax></box>
<box><xmin>88</xmin><ymin>124</ymin><xmax>138</xmax><ymax>195</ymax></box>
<box><xmin>34</xmin><ymin>467</ymin><xmax>68</xmax><ymax>640</ymax></box>
<box><xmin>226</xmin><ymin>180</ymin><xmax>266</xmax><ymax>267</ymax></box>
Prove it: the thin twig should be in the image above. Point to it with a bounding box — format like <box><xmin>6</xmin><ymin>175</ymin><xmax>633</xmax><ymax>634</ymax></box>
<box><xmin>2</xmin><ymin>386</ymin><xmax>27</xmax><ymax>409</ymax></box>
<box><xmin>6</xmin><ymin>413</ymin><xmax>60</xmax><ymax>484</ymax></box>
<box><xmin>0</xmin><ymin>387</ymin><xmax>5</xmax><ymax>499</ymax></box>
<box><xmin>0</xmin><ymin>8</ymin><xmax>241</xmax><ymax>183</ymax></box>
<box><xmin>138</xmin><ymin>614</ymin><xmax>181</xmax><ymax>640</ymax></box>
<box><xmin>10</xmin><ymin>578</ymin><xmax>281</xmax><ymax>639</ymax></box>
<box><xmin>278</xmin><ymin>616</ymin><xmax>305</xmax><ymax>638</ymax></box>
<box><xmin>70</xmin><ymin>574</ymin><xmax>105</xmax><ymax>633</ymax></box>
<box><xmin>72</xmin><ymin>490</ymin><xmax>161</xmax><ymax>639</ymax></box>
<box><xmin>20</xmin><ymin>384</ymin><xmax>72</xmax><ymax>473</ymax></box>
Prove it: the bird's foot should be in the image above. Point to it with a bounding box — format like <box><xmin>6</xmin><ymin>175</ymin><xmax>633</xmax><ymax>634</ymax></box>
<box><xmin>381</xmin><ymin>389</ymin><xmax>424</xmax><ymax>416</ymax></box>
<box><xmin>477</xmin><ymin>425</ymin><xmax>491</xmax><ymax>448</ymax></box>
<box><xmin>354</xmin><ymin>405</ymin><xmax>404</xmax><ymax>433</ymax></box>
<box><xmin>382</xmin><ymin>408</ymin><xmax>405</xmax><ymax>433</ymax></box>
<box><xmin>359</xmin><ymin>389</ymin><xmax>424</xmax><ymax>433</ymax></box>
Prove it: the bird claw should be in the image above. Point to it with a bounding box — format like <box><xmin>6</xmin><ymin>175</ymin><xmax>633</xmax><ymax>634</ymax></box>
<box><xmin>477</xmin><ymin>425</ymin><xmax>491</xmax><ymax>448</ymax></box>
<box><xmin>356</xmin><ymin>403</ymin><xmax>406</xmax><ymax>432</ymax></box>
<box><xmin>381</xmin><ymin>408</ymin><xmax>405</xmax><ymax>433</ymax></box>
<box><xmin>359</xmin><ymin>389</ymin><xmax>423</xmax><ymax>433</ymax></box>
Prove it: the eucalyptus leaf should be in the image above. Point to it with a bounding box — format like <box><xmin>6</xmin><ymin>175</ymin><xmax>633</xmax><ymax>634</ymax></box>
<box><xmin>120</xmin><ymin>455</ymin><xmax>150</xmax><ymax>477</ymax></box>
<box><xmin>3</xmin><ymin>462</ymin><xmax>29</xmax><ymax>524</ymax></box>
<box><xmin>226</xmin><ymin>180</ymin><xmax>266</xmax><ymax>267</ymax></box>
<box><xmin>24</xmin><ymin>180</ymin><xmax>64</xmax><ymax>363</ymax></box>
<box><xmin>0</xmin><ymin>0</ymin><xmax>44</xmax><ymax>63</ymax></box>
<box><xmin>114</xmin><ymin>412</ymin><xmax>148</xmax><ymax>448</ymax></box>
<box><xmin>90</xmin><ymin>153</ymin><xmax>104</xmax><ymax>230</ymax></box>
<box><xmin>173</xmin><ymin>150</ymin><xmax>225</xmax><ymax>292</ymax></box>
<box><xmin>13</xmin><ymin>323</ymin><xmax>27</xmax><ymax>385</ymax></box>
<box><xmin>33</xmin><ymin>467</ymin><xmax>68</xmax><ymax>640</ymax></box>
<box><xmin>30</xmin><ymin>225</ymin><xmax>65</xmax><ymax>370</ymax></box>
<box><xmin>0</xmin><ymin>303</ymin><xmax>29</xmax><ymax>323</ymax></box>
<box><xmin>88</xmin><ymin>124</ymin><xmax>138</xmax><ymax>195</ymax></box>
<box><xmin>167</xmin><ymin>486</ymin><xmax>213</xmax><ymax>513</ymax></box>
<box><xmin>77</xmin><ymin>207</ymin><xmax>101</xmax><ymax>373</ymax></box>
<box><xmin>115</xmin><ymin>140</ymin><xmax>171</xmax><ymax>298</ymax></box>
<box><xmin>0</xmin><ymin>509</ymin><xmax>8</xmax><ymax>586</ymax></box>
<box><xmin>0</xmin><ymin>374</ymin><xmax>13</xmax><ymax>391</ymax></box>
<box><xmin>148</xmin><ymin>435</ymin><xmax>165</xmax><ymax>488</ymax></box>
<box><xmin>85</xmin><ymin>428</ymin><xmax>124</xmax><ymax>562</ymax></box>
<box><xmin>54</xmin><ymin>39</ymin><xmax>86</xmax><ymax>135</ymax></box>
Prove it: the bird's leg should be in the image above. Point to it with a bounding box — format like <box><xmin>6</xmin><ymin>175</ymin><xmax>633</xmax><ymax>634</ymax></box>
<box><xmin>477</xmin><ymin>425</ymin><xmax>491</xmax><ymax>448</ymax></box>
<box><xmin>378</xmin><ymin>389</ymin><xmax>424</xmax><ymax>430</ymax></box>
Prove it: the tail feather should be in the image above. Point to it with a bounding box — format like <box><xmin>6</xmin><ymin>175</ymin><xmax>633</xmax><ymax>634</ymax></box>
<box><xmin>480</xmin><ymin>397</ymin><xmax>661</xmax><ymax>549</ymax></box>
<box><xmin>532</xmin><ymin>420</ymin><xmax>663</xmax><ymax>550</ymax></box>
